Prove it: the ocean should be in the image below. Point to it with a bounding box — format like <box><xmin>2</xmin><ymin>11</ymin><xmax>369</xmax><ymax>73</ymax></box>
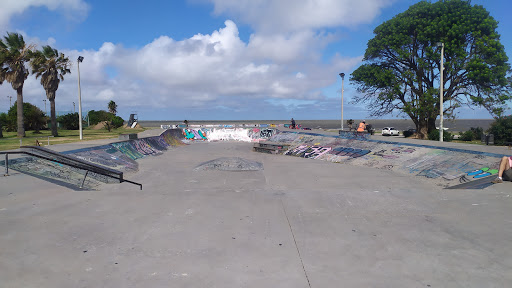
<box><xmin>138</xmin><ymin>119</ymin><xmax>495</xmax><ymax>132</ymax></box>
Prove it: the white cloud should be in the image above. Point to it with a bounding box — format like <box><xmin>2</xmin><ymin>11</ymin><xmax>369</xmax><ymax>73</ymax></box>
<box><xmin>0</xmin><ymin>0</ymin><xmax>89</xmax><ymax>30</ymax></box>
<box><xmin>207</xmin><ymin>0</ymin><xmax>396</xmax><ymax>33</ymax></box>
<box><xmin>0</xmin><ymin>20</ymin><xmax>361</xmax><ymax>119</ymax></box>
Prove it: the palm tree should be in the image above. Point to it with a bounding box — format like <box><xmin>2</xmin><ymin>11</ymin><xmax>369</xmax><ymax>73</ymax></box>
<box><xmin>0</xmin><ymin>32</ymin><xmax>33</xmax><ymax>137</ymax></box>
<box><xmin>108</xmin><ymin>100</ymin><xmax>117</xmax><ymax>115</ymax></box>
<box><xmin>30</xmin><ymin>45</ymin><xmax>71</xmax><ymax>137</ymax></box>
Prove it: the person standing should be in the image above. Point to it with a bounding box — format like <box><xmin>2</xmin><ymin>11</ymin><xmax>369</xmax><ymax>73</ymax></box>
<box><xmin>291</xmin><ymin>118</ymin><xmax>296</xmax><ymax>129</ymax></box>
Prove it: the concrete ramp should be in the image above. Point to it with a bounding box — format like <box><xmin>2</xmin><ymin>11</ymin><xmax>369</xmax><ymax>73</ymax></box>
<box><xmin>267</xmin><ymin>131</ymin><xmax>505</xmax><ymax>189</ymax></box>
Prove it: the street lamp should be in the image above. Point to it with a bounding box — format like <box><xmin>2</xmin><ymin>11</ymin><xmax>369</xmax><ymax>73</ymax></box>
<box><xmin>339</xmin><ymin>73</ymin><xmax>345</xmax><ymax>130</ymax></box>
<box><xmin>436</xmin><ymin>42</ymin><xmax>444</xmax><ymax>142</ymax></box>
<box><xmin>73</xmin><ymin>102</ymin><xmax>75</xmax><ymax>113</ymax></box>
<box><xmin>77</xmin><ymin>56</ymin><xmax>84</xmax><ymax>140</ymax></box>
<box><xmin>7</xmin><ymin>96</ymin><xmax>12</xmax><ymax>107</ymax></box>
<box><xmin>43</xmin><ymin>99</ymin><xmax>47</xmax><ymax>115</ymax></box>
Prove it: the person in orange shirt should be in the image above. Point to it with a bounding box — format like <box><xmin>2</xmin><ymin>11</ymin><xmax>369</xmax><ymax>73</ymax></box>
<box><xmin>357</xmin><ymin>120</ymin><xmax>366</xmax><ymax>133</ymax></box>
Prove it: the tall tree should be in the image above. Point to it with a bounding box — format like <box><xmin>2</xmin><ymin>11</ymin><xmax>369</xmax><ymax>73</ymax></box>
<box><xmin>0</xmin><ymin>32</ymin><xmax>33</xmax><ymax>137</ymax></box>
<box><xmin>350</xmin><ymin>0</ymin><xmax>511</xmax><ymax>139</ymax></box>
<box><xmin>108</xmin><ymin>100</ymin><xmax>117</xmax><ymax>115</ymax></box>
<box><xmin>30</xmin><ymin>45</ymin><xmax>71</xmax><ymax>137</ymax></box>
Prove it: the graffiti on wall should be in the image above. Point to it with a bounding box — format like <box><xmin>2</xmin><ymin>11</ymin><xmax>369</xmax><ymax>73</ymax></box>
<box><xmin>204</xmin><ymin>128</ymin><xmax>277</xmax><ymax>142</ymax></box>
<box><xmin>285</xmin><ymin>145</ymin><xmax>332</xmax><ymax>159</ymax></box>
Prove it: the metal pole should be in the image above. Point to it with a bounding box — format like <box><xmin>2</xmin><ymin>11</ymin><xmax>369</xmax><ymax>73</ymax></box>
<box><xmin>341</xmin><ymin>77</ymin><xmax>344</xmax><ymax>131</ymax></box>
<box><xmin>4</xmin><ymin>154</ymin><xmax>8</xmax><ymax>175</ymax></box>
<box><xmin>77</xmin><ymin>58</ymin><xmax>83</xmax><ymax>140</ymax></box>
<box><xmin>339</xmin><ymin>73</ymin><xmax>345</xmax><ymax>131</ymax></box>
<box><xmin>439</xmin><ymin>43</ymin><xmax>444</xmax><ymax>142</ymax></box>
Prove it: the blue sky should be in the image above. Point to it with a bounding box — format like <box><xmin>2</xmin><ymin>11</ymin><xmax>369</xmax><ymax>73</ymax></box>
<box><xmin>0</xmin><ymin>0</ymin><xmax>510</xmax><ymax>121</ymax></box>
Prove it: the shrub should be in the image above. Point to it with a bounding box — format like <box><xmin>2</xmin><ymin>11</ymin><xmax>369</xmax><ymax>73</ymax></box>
<box><xmin>7</xmin><ymin>102</ymin><xmax>47</xmax><ymax>132</ymax></box>
<box><xmin>428</xmin><ymin>129</ymin><xmax>453</xmax><ymax>142</ymax></box>
<box><xmin>111</xmin><ymin>115</ymin><xmax>124</xmax><ymax>128</ymax></box>
<box><xmin>88</xmin><ymin>110</ymin><xmax>124</xmax><ymax>129</ymax></box>
<box><xmin>57</xmin><ymin>112</ymin><xmax>80</xmax><ymax>130</ymax></box>
<box><xmin>469</xmin><ymin>127</ymin><xmax>484</xmax><ymax>140</ymax></box>
<box><xmin>459</xmin><ymin>130</ymin><xmax>475</xmax><ymax>141</ymax></box>
<box><xmin>87</xmin><ymin>110</ymin><xmax>112</xmax><ymax>125</ymax></box>
<box><xmin>488</xmin><ymin>116</ymin><xmax>512</xmax><ymax>145</ymax></box>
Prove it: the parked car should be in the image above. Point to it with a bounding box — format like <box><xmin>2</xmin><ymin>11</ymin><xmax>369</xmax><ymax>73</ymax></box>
<box><xmin>382</xmin><ymin>127</ymin><xmax>399</xmax><ymax>136</ymax></box>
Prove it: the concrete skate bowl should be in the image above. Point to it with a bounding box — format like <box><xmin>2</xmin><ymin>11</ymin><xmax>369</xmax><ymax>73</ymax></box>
<box><xmin>265</xmin><ymin>131</ymin><xmax>505</xmax><ymax>189</ymax></box>
<box><xmin>0</xmin><ymin>129</ymin><xmax>186</xmax><ymax>190</ymax></box>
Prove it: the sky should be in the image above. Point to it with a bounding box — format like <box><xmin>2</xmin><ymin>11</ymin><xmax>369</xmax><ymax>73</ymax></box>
<box><xmin>0</xmin><ymin>0</ymin><xmax>510</xmax><ymax>121</ymax></box>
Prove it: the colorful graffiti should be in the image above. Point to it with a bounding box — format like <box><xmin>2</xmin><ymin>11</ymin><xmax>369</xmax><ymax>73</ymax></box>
<box><xmin>285</xmin><ymin>145</ymin><xmax>332</xmax><ymax>159</ymax></box>
<box><xmin>266</xmin><ymin>129</ymin><xmax>504</xmax><ymax>187</ymax></box>
<box><xmin>204</xmin><ymin>128</ymin><xmax>277</xmax><ymax>142</ymax></box>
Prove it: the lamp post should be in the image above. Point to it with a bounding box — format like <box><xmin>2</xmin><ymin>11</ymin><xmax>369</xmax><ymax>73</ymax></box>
<box><xmin>339</xmin><ymin>73</ymin><xmax>345</xmax><ymax>130</ymax></box>
<box><xmin>436</xmin><ymin>42</ymin><xmax>444</xmax><ymax>142</ymax></box>
<box><xmin>73</xmin><ymin>102</ymin><xmax>75</xmax><ymax>113</ymax></box>
<box><xmin>7</xmin><ymin>96</ymin><xmax>12</xmax><ymax>107</ymax></box>
<box><xmin>77</xmin><ymin>56</ymin><xmax>84</xmax><ymax>140</ymax></box>
<box><xmin>43</xmin><ymin>99</ymin><xmax>47</xmax><ymax>115</ymax></box>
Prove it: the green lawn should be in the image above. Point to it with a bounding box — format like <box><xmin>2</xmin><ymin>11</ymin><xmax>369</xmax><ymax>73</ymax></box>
<box><xmin>0</xmin><ymin>127</ymin><xmax>148</xmax><ymax>151</ymax></box>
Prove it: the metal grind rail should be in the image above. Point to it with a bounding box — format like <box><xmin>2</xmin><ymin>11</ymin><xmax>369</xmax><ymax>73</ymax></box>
<box><xmin>1</xmin><ymin>146</ymin><xmax>142</xmax><ymax>190</ymax></box>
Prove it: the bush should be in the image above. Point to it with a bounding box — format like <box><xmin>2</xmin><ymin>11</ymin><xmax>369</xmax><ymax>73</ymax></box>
<box><xmin>459</xmin><ymin>130</ymin><xmax>475</xmax><ymax>141</ymax></box>
<box><xmin>7</xmin><ymin>102</ymin><xmax>47</xmax><ymax>132</ymax></box>
<box><xmin>57</xmin><ymin>113</ymin><xmax>80</xmax><ymax>130</ymax></box>
<box><xmin>88</xmin><ymin>110</ymin><xmax>124</xmax><ymax>129</ymax></box>
<box><xmin>111</xmin><ymin>115</ymin><xmax>124</xmax><ymax>128</ymax></box>
<box><xmin>428</xmin><ymin>129</ymin><xmax>453</xmax><ymax>142</ymax></box>
<box><xmin>469</xmin><ymin>127</ymin><xmax>484</xmax><ymax>140</ymax></box>
<box><xmin>488</xmin><ymin>116</ymin><xmax>512</xmax><ymax>145</ymax></box>
<box><xmin>88</xmin><ymin>110</ymin><xmax>113</xmax><ymax>126</ymax></box>
<box><xmin>459</xmin><ymin>127</ymin><xmax>484</xmax><ymax>141</ymax></box>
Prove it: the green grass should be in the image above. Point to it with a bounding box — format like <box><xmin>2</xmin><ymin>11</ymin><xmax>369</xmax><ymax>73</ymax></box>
<box><xmin>0</xmin><ymin>127</ymin><xmax>148</xmax><ymax>151</ymax></box>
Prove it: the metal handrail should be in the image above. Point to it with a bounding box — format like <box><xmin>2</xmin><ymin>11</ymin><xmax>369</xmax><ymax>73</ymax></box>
<box><xmin>1</xmin><ymin>146</ymin><xmax>142</xmax><ymax>190</ymax></box>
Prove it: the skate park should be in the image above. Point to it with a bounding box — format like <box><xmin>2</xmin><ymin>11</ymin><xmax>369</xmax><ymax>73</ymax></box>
<box><xmin>1</xmin><ymin>126</ymin><xmax>511</xmax><ymax>287</ymax></box>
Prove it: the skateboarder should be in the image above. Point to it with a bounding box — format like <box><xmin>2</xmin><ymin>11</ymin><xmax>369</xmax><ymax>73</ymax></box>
<box><xmin>492</xmin><ymin>156</ymin><xmax>512</xmax><ymax>183</ymax></box>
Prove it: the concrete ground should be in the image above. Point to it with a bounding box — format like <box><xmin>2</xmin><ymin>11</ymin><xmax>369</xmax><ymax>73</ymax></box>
<box><xmin>1</xmin><ymin>132</ymin><xmax>511</xmax><ymax>287</ymax></box>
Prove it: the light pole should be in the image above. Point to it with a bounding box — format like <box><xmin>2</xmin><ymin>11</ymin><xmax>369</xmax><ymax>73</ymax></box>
<box><xmin>77</xmin><ymin>56</ymin><xmax>84</xmax><ymax>140</ymax></box>
<box><xmin>7</xmin><ymin>96</ymin><xmax>12</xmax><ymax>107</ymax></box>
<box><xmin>339</xmin><ymin>73</ymin><xmax>345</xmax><ymax>130</ymax></box>
<box><xmin>73</xmin><ymin>102</ymin><xmax>75</xmax><ymax>113</ymax></box>
<box><xmin>436</xmin><ymin>42</ymin><xmax>444</xmax><ymax>142</ymax></box>
<box><xmin>43</xmin><ymin>99</ymin><xmax>47</xmax><ymax>115</ymax></box>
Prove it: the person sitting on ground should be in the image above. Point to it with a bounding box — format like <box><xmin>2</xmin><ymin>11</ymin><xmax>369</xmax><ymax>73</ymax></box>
<box><xmin>291</xmin><ymin>118</ymin><xmax>296</xmax><ymax>129</ymax></box>
<box><xmin>357</xmin><ymin>120</ymin><xmax>366</xmax><ymax>133</ymax></box>
<box><xmin>492</xmin><ymin>156</ymin><xmax>512</xmax><ymax>183</ymax></box>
